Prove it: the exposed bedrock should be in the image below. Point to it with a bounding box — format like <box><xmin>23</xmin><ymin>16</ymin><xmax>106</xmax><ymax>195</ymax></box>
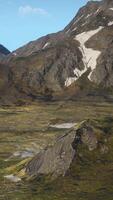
<box><xmin>5</xmin><ymin>117</ymin><xmax>113</xmax><ymax>182</ymax></box>
<box><xmin>24</xmin><ymin>120</ymin><xmax>103</xmax><ymax>180</ymax></box>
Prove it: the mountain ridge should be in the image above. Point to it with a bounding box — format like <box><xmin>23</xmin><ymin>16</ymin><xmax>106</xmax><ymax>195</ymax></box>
<box><xmin>1</xmin><ymin>0</ymin><xmax>113</xmax><ymax>104</ymax></box>
<box><xmin>0</xmin><ymin>44</ymin><xmax>10</xmax><ymax>55</ymax></box>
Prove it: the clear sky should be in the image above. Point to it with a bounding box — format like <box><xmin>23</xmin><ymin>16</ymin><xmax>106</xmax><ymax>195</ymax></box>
<box><xmin>0</xmin><ymin>0</ymin><xmax>91</xmax><ymax>51</ymax></box>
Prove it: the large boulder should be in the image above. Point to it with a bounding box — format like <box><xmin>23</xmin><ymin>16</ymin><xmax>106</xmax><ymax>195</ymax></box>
<box><xmin>26</xmin><ymin>120</ymin><xmax>99</xmax><ymax>179</ymax></box>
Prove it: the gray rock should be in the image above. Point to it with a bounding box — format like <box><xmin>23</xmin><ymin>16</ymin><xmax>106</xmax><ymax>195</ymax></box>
<box><xmin>26</xmin><ymin>131</ymin><xmax>76</xmax><ymax>178</ymax></box>
<box><xmin>25</xmin><ymin>120</ymin><xmax>98</xmax><ymax>179</ymax></box>
<box><xmin>81</xmin><ymin>127</ymin><xmax>98</xmax><ymax>151</ymax></box>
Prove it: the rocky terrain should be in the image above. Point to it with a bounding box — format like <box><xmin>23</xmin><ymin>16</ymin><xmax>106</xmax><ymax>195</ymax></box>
<box><xmin>4</xmin><ymin>117</ymin><xmax>113</xmax><ymax>182</ymax></box>
<box><xmin>1</xmin><ymin>101</ymin><xmax>113</xmax><ymax>199</ymax></box>
<box><xmin>23</xmin><ymin>120</ymin><xmax>99</xmax><ymax>180</ymax></box>
<box><xmin>0</xmin><ymin>0</ymin><xmax>113</xmax><ymax>103</ymax></box>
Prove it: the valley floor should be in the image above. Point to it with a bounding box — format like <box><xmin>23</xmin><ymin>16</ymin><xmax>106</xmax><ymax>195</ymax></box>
<box><xmin>0</xmin><ymin>101</ymin><xmax>113</xmax><ymax>200</ymax></box>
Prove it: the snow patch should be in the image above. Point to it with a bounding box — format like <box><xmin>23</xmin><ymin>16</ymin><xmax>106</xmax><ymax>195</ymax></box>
<box><xmin>65</xmin><ymin>26</ymin><xmax>103</xmax><ymax>86</ymax></box>
<box><xmin>43</xmin><ymin>42</ymin><xmax>50</xmax><ymax>49</ymax></box>
<box><xmin>75</xmin><ymin>27</ymin><xmax>103</xmax><ymax>44</ymax></box>
<box><xmin>65</xmin><ymin>77</ymin><xmax>78</xmax><ymax>87</ymax></box>
<box><xmin>50</xmin><ymin>123</ymin><xmax>76</xmax><ymax>129</ymax></box>
<box><xmin>108</xmin><ymin>21</ymin><xmax>113</xmax><ymax>26</ymax></box>
<box><xmin>74</xmin><ymin>64</ymin><xmax>87</xmax><ymax>77</ymax></box>
<box><xmin>75</xmin><ymin>26</ymin><xmax>103</xmax><ymax>80</ymax></box>
<box><xmin>4</xmin><ymin>174</ymin><xmax>21</xmax><ymax>182</ymax></box>
<box><xmin>109</xmin><ymin>8</ymin><xmax>113</xmax><ymax>11</ymax></box>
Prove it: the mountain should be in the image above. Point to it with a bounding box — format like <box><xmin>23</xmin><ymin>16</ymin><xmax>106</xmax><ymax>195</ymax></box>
<box><xmin>1</xmin><ymin>0</ymin><xmax>113</xmax><ymax>104</ymax></box>
<box><xmin>0</xmin><ymin>44</ymin><xmax>10</xmax><ymax>62</ymax></box>
<box><xmin>0</xmin><ymin>44</ymin><xmax>10</xmax><ymax>55</ymax></box>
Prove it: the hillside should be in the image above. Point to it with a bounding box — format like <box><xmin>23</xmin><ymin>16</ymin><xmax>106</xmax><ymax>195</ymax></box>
<box><xmin>1</xmin><ymin>0</ymin><xmax>113</xmax><ymax>104</ymax></box>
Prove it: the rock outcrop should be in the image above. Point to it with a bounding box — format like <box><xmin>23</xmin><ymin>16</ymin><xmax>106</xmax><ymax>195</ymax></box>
<box><xmin>25</xmin><ymin>120</ymin><xmax>98</xmax><ymax>179</ymax></box>
<box><xmin>5</xmin><ymin>118</ymin><xmax>112</xmax><ymax>182</ymax></box>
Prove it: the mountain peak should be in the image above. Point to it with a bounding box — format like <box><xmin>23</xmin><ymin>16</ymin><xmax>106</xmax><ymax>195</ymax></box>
<box><xmin>0</xmin><ymin>44</ymin><xmax>10</xmax><ymax>55</ymax></box>
<box><xmin>1</xmin><ymin>0</ymin><xmax>113</xmax><ymax>103</ymax></box>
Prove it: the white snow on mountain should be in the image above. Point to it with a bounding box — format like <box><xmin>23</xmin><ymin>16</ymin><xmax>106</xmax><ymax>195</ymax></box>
<box><xmin>75</xmin><ymin>26</ymin><xmax>103</xmax><ymax>80</ymax></box>
<box><xmin>65</xmin><ymin>26</ymin><xmax>103</xmax><ymax>87</ymax></box>
<box><xmin>65</xmin><ymin>77</ymin><xmax>78</xmax><ymax>87</ymax></box>
<box><xmin>108</xmin><ymin>21</ymin><xmax>113</xmax><ymax>26</ymax></box>
<box><xmin>43</xmin><ymin>42</ymin><xmax>50</xmax><ymax>49</ymax></box>
<box><xmin>109</xmin><ymin>8</ymin><xmax>113</xmax><ymax>11</ymax></box>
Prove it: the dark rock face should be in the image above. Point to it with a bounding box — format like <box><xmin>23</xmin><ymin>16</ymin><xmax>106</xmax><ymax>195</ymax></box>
<box><xmin>0</xmin><ymin>44</ymin><xmax>10</xmax><ymax>55</ymax></box>
<box><xmin>1</xmin><ymin>0</ymin><xmax>113</xmax><ymax>102</ymax></box>
<box><xmin>7</xmin><ymin>39</ymin><xmax>83</xmax><ymax>99</ymax></box>
<box><xmin>91</xmin><ymin>42</ymin><xmax>113</xmax><ymax>87</ymax></box>
<box><xmin>0</xmin><ymin>45</ymin><xmax>10</xmax><ymax>63</ymax></box>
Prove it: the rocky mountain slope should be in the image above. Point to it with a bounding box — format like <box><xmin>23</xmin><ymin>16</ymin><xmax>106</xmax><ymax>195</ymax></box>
<box><xmin>1</xmin><ymin>0</ymin><xmax>113</xmax><ymax>103</ymax></box>
<box><xmin>0</xmin><ymin>44</ymin><xmax>10</xmax><ymax>56</ymax></box>
<box><xmin>0</xmin><ymin>44</ymin><xmax>10</xmax><ymax>62</ymax></box>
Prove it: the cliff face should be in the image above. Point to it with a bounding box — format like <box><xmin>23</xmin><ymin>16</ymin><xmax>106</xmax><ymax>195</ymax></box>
<box><xmin>1</xmin><ymin>0</ymin><xmax>113</xmax><ymax>103</ymax></box>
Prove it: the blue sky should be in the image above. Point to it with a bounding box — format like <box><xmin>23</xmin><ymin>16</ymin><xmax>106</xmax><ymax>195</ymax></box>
<box><xmin>0</xmin><ymin>0</ymin><xmax>91</xmax><ymax>51</ymax></box>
